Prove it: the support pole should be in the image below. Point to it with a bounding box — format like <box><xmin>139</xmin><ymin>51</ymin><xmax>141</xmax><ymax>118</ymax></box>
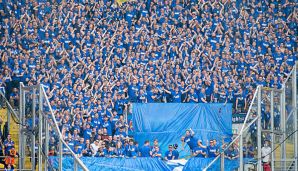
<box><xmin>32</xmin><ymin>88</ymin><xmax>36</xmax><ymax>171</ymax></box>
<box><xmin>270</xmin><ymin>90</ymin><xmax>275</xmax><ymax>171</ymax></box>
<box><xmin>41</xmin><ymin>86</ymin><xmax>50</xmax><ymax>171</ymax></box>
<box><xmin>44</xmin><ymin>121</ymin><xmax>49</xmax><ymax>171</ymax></box>
<box><xmin>74</xmin><ymin>161</ymin><xmax>78</xmax><ymax>171</ymax></box>
<box><xmin>281</xmin><ymin>87</ymin><xmax>287</xmax><ymax>170</ymax></box>
<box><xmin>220</xmin><ymin>152</ymin><xmax>224</xmax><ymax>171</ymax></box>
<box><xmin>59</xmin><ymin>139</ymin><xmax>63</xmax><ymax>171</ymax></box>
<box><xmin>38</xmin><ymin>85</ymin><xmax>43</xmax><ymax>171</ymax></box>
<box><xmin>19</xmin><ymin>83</ymin><xmax>24</xmax><ymax>171</ymax></box>
<box><xmin>22</xmin><ymin>86</ymin><xmax>26</xmax><ymax>170</ymax></box>
<box><xmin>257</xmin><ymin>87</ymin><xmax>262</xmax><ymax>171</ymax></box>
<box><xmin>281</xmin><ymin>89</ymin><xmax>286</xmax><ymax>170</ymax></box>
<box><xmin>239</xmin><ymin>134</ymin><xmax>243</xmax><ymax>171</ymax></box>
<box><xmin>292</xmin><ymin>63</ymin><xmax>297</xmax><ymax>171</ymax></box>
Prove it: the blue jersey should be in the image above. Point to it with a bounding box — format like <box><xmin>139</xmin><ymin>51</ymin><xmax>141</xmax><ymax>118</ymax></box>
<box><xmin>102</xmin><ymin>121</ymin><xmax>112</xmax><ymax>135</ymax></box>
<box><xmin>207</xmin><ymin>145</ymin><xmax>219</xmax><ymax>157</ymax></box>
<box><xmin>152</xmin><ymin>151</ymin><xmax>162</xmax><ymax>159</ymax></box>
<box><xmin>115</xmin><ymin>148</ymin><xmax>125</xmax><ymax>156</ymax></box>
<box><xmin>243</xmin><ymin>146</ymin><xmax>254</xmax><ymax>158</ymax></box>
<box><xmin>193</xmin><ymin>146</ymin><xmax>207</xmax><ymax>158</ymax></box>
<box><xmin>165</xmin><ymin>150</ymin><xmax>174</xmax><ymax>160</ymax></box>
<box><xmin>225</xmin><ymin>149</ymin><xmax>239</xmax><ymax>158</ymax></box>
<box><xmin>83</xmin><ymin>128</ymin><xmax>92</xmax><ymax>140</ymax></box>
<box><xmin>125</xmin><ymin>145</ymin><xmax>137</xmax><ymax>157</ymax></box>
<box><xmin>184</xmin><ymin>135</ymin><xmax>198</xmax><ymax>150</ymax></box>
<box><xmin>140</xmin><ymin>145</ymin><xmax>151</xmax><ymax>157</ymax></box>
<box><xmin>4</xmin><ymin>140</ymin><xmax>15</xmax><ymax>154</ymax></box>
<box><xmin>173</xmin><ymin>150</ymin><xmax>179</xmax><ymax>159</ymax></box>
<box><xmin>172</xmin><ymin>91</ymin><xmax>182</xmax><ymax>103</ymax></box>
<box><xmin>199</xmin><ymin>92</ymin><xmax>206</xmax><ymax>103</ymax></box>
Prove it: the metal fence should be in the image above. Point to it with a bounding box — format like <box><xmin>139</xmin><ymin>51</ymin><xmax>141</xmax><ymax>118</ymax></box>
<box><xmin>204</xmin><ymin>62</ymin><xmax>297</xmax><ymax>171</ymax></box>
<box><xmin>18</xmin><ymin>83</ymin><xmax>89</xmax><ymax>171</ymax></box>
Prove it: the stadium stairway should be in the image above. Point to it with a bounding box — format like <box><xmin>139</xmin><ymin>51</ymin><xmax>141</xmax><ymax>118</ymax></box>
<box><xmin>0</xmin><ymin>109</ymin><xmax>32</xmax><ymax>170</ymax></box>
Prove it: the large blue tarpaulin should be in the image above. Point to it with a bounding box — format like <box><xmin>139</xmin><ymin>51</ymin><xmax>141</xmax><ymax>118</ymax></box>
<box><xmin>132</xmin><ymin>103</ymin><xmax>232</xmax><ymax>157</ymax></box>
<box><xmin>183</xmin><ymin>157</ymin><xmax>236</xmax><ymax>171</ymax></box>
<box><xmin>183</xmin><ymin>157</ymin><xmax>256</xmax><ymax>171</ymax></box>
<box><xmin>49</xmin><ymin>157</ymin><xmax>171</xmax><ymax>171</ymax></box>
<box><xmin>49</xmin><ymin>157</ymin><xmax>254</xmax><ymax>171</ymax></box>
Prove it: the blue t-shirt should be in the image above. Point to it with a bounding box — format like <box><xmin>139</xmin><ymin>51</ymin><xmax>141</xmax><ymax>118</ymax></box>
<box><xmin>152</xmin><ymin>150</ymin><xmax>162</xmax><ymax>159</ymax></box>
<box><xmin>243</xmin><ymin>146</ymin><xmax>254</xmax><ymax>158</ymax></box>
<box><xmin>193</xmin><ymin>146</ymin><xmax>207</xmax><ymax>158</ymax></box>
<box><xmin>115</xmin><ymin>147</ymin><xmax>124</xmax><ymax>156</ymax></box>
<box><xmin>83</xmin><ymin>128</ymin><xmax>92</xmax><ymax>140</ymax></box>
<box><xmin>184</xmin><ymin>135</ymin><xmax>198</xmax><ymax>150</ymax></box>
<box><xmin>4</xmin><ymin>140</ymin><xmax>15</xmax><ymax>154</ymax></box>
<box><xmin>125</xmin><ymin>145</ymin><xmax>137</xmax><ymax>157</ymax></box>
<box><xmin>207</xmin><ymin>145</ymin><xmax>219</xmax><ymax>157</ymax></box>
<box><xmin>140</xmin><ymin>145</ymin><xmax>151</xmax><ymax>157</ymax></box>
<box><xmin>102</xmin><ymin>120</ymin><xmax>112</xmax><ymax>135</ymax></box>
<box><xmin>173</xmin><ymin>150</ymin><xmax>179</xmax><ymax>159</ymax></box>
<box><xmin>171</xmin><ymin>90</ymin><xmax>182</xmax><ymax>103</ymax></box>
<box><xmin>165</xmin><ymin>150</ymin><xmax>174</xmax><ymax>160</ymax></box>
<box><xmin>225</xmin><ymin>148</ymin><xmax>239</xmax><ymax>158</ymax></box>
<box><xmin>199</xmin><ymin>92</ymin><xmax>206</xmax><ymax>103</ymax></box>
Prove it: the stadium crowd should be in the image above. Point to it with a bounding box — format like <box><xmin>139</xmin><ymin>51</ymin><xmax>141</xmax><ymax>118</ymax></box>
<box><xmin>0</xmin><ymin>0</ymin><xmax>297</xmax><ymax>163</ymax></box>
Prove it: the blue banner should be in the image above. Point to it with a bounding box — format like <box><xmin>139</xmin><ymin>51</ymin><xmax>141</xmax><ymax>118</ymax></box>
<box><xmin>132</xmin><ymin>103</ymin><xmax>232</xmax><ymax>157</ymax></box>
<box><xmin>48</xmin><ymin>156</ymin><xmax>255</xmax><ymax>171</ymax></box>
<box><xmin>49</xmin><ymin>157</ymin><xmax>171</xmax><ymax>171</ymax></box>
<box><xmin>182</xmin><ymin>157</ymin><xmax>255</xmax><ymax>171</ymax></box>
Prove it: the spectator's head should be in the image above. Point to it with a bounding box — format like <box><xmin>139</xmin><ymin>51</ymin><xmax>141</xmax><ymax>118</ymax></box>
<box><xmin>173</xmin><ymin>144</ymin><xmax>178</xmax><ymax>150</ymax></box>
<box><xmin>168</xmin><ymin>145</ymin><xmax>173</xmax><ymax>151</ymax></box>
<box><xmin>116</xmin><ymin>141</ymin><xmax>122</xmax><ymax>149</ymax></box>
<box><xmin>129</xmin><ymin>139</ymin><xmax>134</xmax><ymax>145</ymax></box>
<box><xmin>264</xmin><ymin>139</ymin><xmax>270</xmax><ymax>147</ymax></box>
<box><xmin>144</xmin><ymin>140</ymin><xmax>150</xmax><ymax>146</ymax></box>
<box><xmin>209</xmin><ymin>140</ymin><xmax>214</xmax><ymax>146</ymax></box>
<box><xmin>153</xmin><ymin>139</ymin><xmax>159</xmax><ymax>146</ymax></box>
<box><xmin>80</xmin><ymin>138</ymin><xmax>84</xmax><ymax>143</ymax></box>
<box><xmin>181</xmin><ymin>136</ymin><xmax>185</xmax><ymax>142</ymax></box>
<box><xmin>185</xmin><ymin>130</ymin><xmax>191</xmax><ymax>136</ymax></box>
<box><xmin>154</xmin><ymin>146</ymin><xmax>160</xmax><ymax>152</ymax></box>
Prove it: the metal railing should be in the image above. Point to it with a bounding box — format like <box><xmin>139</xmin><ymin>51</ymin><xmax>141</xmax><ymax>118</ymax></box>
<box><xmin>203</xmin><ymin>61</ymin><xmax>297</xmax><ymax>171</ymax></box>
<box><xmin>0</xmin><ymin>91</ymin><xmax>20</xmax><ymax>132</ymax></box>
<box><xmin>40</xmin><ymin>85</ymin><xmax>89</xmax><ymax>171</ymax></box>
<box><xmin>18</xmin><ymin>83</ymin><xmax>89</xmax><ymax>171</ymax></box>
<box><xmin>203</xmin><ymin>86</ymin><xmax>261</xmax><ymax>171</ymax></box>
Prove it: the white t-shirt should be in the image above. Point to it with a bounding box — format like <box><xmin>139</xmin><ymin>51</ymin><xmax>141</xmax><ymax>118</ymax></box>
<box><xmin>261</xmin><ymin>146</ymin><xmax>271</xmax><ymax>163</ymax></box>
<box><xmin>91</xmin><ymin>143</ymin><xmax>99</xmax><ymax>156</ymax></box>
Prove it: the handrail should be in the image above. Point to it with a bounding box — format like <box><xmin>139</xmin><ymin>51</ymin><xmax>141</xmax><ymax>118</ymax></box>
<box><xmin>203</xmin><ymin>86</ymin><xmax>261</xmax><ymax>170</ymax></box>
<box><xmin>282</xmin><ymin>63</ymin><xmax>296</xmax><ymax>88</ymax></box>
<box><xmin>41</xmin><ymin>85</ymin><xmax>89</xmax><ymax>171</ymax></box>
<box><xmin>203</xmin><ymin>116</ymin><xmax>260</xmax><ymax>171</ymax></box>
<box><xmin>239</xmin><ymin>85</ymin><xmax>261</xmax><ymax>133</ymax></box>
<box><xmin>0</xmin><ymin>91</ymin><xmax>20</xmax><ymax>122</ymax></box>
<box><xmin>204</xmin><ymin>62</ymin><xmax>298</xmax><ymax>171</ymax></box>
